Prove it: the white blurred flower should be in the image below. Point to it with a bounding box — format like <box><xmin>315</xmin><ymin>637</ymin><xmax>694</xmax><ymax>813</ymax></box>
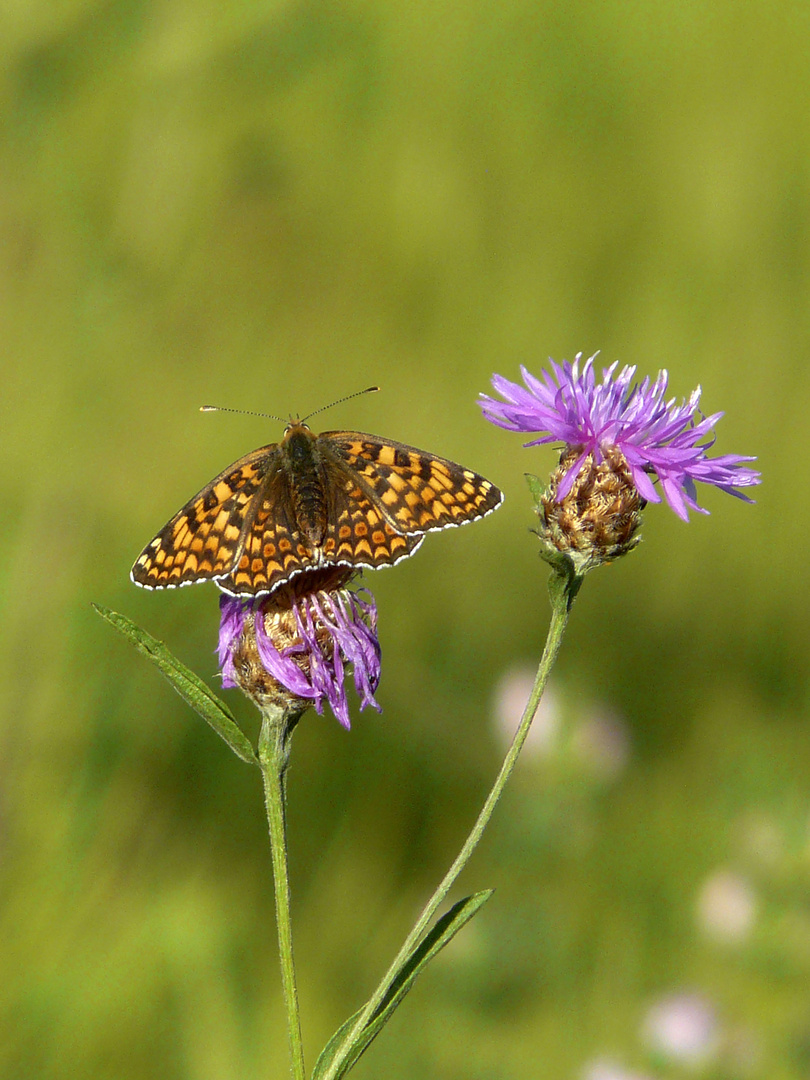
<box><xmin>581</xmin><ymin>1059</ymin><xmax>653</xmax><ymax>1080</ymax></box>
<box><xmin>491</xmin><ymin>665</ymin><xmax>561</xmax><ymax>756</ymax></box>
<box><xmin>696</xmin><ymin>869</ymin><xmax>757</xmax><ymax>943</ymax></box>
<box><xmin>641</xmin><ymin>992</ymin><xmax>719</xmax><ymax>1066</ymax></box>
<box><xmin>571</xmin><ymin>707</ymin><xmax>631</xmax><ymax>780</ymax></box>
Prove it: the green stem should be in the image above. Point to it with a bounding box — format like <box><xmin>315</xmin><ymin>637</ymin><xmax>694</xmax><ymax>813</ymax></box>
<box><xmin>321</xmin><ymin>571</ymin><xmax>576</xmax><ymax>1080</ymax></box>
<box><xmin>259</xmin><ymin>709</ymin><xmax>306</xmax><ymax>1080</ymax></box>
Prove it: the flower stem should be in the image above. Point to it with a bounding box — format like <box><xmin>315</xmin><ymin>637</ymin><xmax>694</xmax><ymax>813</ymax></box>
<box><xmin>259</xmin><ymin>709</ymin><xmax>306</xmax><ymax>1080</ymax></box>
<box><xmin>321</xmin><ymin>570</ymin><xmax>577</xmax><ymax>1080</ymax></box>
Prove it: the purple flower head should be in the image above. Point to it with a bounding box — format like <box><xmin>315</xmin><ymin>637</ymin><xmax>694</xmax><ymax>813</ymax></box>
<box><xmin>218</xmin><ymin>586</ymin><xmax>381</xmax><ymax>730</ymax></box>
<box><xmin>480</xmin><ymin>353</ymin><xmax>761</xmax><ymax>521</ymax></box>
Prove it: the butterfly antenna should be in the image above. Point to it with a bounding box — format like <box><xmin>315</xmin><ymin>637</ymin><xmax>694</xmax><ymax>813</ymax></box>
<box><xmin>200</xmin><ymin>404</ymin><xmax>287</xmax><ymax>422</ymax></box>
<box><xmin>301</xmin><ymin>385</ymin><xmax>380</xmax><ymax>423</ymax></box>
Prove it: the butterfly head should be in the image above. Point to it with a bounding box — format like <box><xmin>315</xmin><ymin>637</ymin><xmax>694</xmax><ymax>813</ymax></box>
<box><xmin>281</xmin><ymin>420</ymin><xmax>319</xmax><ymax>466</ymax></box>
<box><xmin>282</xmin><ymin>417</ymin><xmax>312</xmax><ymax>437</ymax></box>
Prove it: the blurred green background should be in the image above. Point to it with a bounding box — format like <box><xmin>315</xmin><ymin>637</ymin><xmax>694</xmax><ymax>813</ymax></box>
<box><xmin>0</xmin><ymin>1</ymin><xmax>805</xmax><ymax>1077</ymax></box>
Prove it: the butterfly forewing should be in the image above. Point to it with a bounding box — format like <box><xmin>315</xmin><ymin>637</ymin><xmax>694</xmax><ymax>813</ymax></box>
<box><xmin>321</xmin><ymin>431</ymin><xmax>504</xmax><ymax>534</ymax></box>
<box><xmin>132</xmin><ymin>423</ymin><xmax>503</xmax><ymax>598</ymax></box>
<box><xmin>131</xmin><ymin>445</ymin><xmax>279</xmax><ymax>590</ymax></box>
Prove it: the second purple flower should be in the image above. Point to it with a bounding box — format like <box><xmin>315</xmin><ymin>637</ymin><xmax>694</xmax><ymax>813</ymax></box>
<box><xmin>480</xmin><ymin>353</ymin><xmax>760</xmax><ymax>522</ymax></box>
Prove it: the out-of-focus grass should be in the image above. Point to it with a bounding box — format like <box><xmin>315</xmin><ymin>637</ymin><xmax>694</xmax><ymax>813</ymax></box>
<box><xmin>0</xmin><ymin>1</ymin><xmax>806</xmax><ymax>1077</ymax></box>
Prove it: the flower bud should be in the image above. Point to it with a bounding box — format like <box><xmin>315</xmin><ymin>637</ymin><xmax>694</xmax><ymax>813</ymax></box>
<box><xmin>538</xmin><ymin>446</ymin><xmax>644</xmax><ymax>573</ymax></box>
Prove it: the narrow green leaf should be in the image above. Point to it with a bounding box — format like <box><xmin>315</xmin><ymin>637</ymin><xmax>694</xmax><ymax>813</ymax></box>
<box><xmin>92</xmin><ymin>603</ymin><xmax>258</xmax><ymax>766</ymax></box>
<box><xmin>310</xmin><ymin>1009</ymin><xmax>365</xmax><ymax>1080</ymax></box>
<box><xmin>312</xmin><ymin>890</ymin><xmax>493</xmax><ymax>1080</ymax></box>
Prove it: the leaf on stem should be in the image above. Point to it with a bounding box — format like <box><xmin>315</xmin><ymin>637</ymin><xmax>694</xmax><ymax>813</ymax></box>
<box><xmin>92</xmin><ymin>603</ymin><xmax>258</xmax><ymax>766</ymax></box>
<box><xmin>312</xmin><ymin>890</ymin><xmax>493</xmax><ymax>1080</ymax></box>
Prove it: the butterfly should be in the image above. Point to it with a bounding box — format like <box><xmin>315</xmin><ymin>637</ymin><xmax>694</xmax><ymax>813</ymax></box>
<box><xmin>131</xmin><ymin>420</ymin><xmax>503</xmax><ymax>597</ymax></box>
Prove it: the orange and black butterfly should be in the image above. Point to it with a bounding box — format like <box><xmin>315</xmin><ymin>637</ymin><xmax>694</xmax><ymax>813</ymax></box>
<box><xmin>131</xmin><ymin>408</ymin><xmax>503</xmax><ymax>598</ymax></box>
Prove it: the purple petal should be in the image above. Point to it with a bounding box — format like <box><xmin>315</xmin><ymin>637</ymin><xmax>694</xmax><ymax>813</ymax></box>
<box><xmin>481</xmin><ymin>354</ymin><xmax>761</xmax><ymax>519</ymax></box>
<box><xmin>217</xmin><ymin>595</ymin><xmax>248</xmax><ymax>688</ymax></box>
<box><xmin>254</xmin><ymin>610</ymin><xmax>319</xmax><ymax>698</ymax></box>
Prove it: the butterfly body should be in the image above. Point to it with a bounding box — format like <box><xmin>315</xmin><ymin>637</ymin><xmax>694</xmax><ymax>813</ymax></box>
<box><xmin>279</xmin><ymin>425</ymin><xmax>331</xmax><ymax>545</ymax></box>
<box><xmin>132</xmin><ymin>420</ymin><xmax>503</xmax><ymax>597</ymax></box>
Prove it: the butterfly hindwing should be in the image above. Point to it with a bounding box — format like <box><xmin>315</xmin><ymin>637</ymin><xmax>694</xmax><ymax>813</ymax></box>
<box><xmin>323</xmin><ymin>462</ymin><xmax>425</xmax><ymax>569</ymax></box>
<box><xmin>215</xmin><ymin>466</ymin><xmax>322</xmax><ymax>595</ymax></box>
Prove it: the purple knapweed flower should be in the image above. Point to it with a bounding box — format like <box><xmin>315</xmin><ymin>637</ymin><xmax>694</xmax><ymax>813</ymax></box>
<box><xmin>480</xmin><ymin>353</ymin><xmax>760</xmax><ymax>522</ymax></box>
<box><xmin>218</xmin><ymin>585</ymin><xmax>381</xmax><ymax>729</ymax></box>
